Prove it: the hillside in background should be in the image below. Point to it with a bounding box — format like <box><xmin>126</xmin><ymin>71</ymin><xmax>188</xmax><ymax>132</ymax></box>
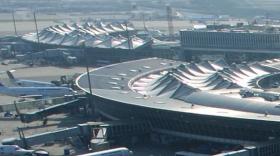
<box><xmin>184</xmin><ymin>0</ymin><xmax>280</xmax><ymax>18</ymax></box>
<box><xmin>2</xmin><ymin>0</ymin><xmax>280</xmax><ymax>18</ymax></box>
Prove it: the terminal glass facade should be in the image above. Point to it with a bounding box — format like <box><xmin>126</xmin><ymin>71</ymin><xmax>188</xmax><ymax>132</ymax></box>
<box><xmin>180</xmin><ymin>30</ymin><xmax>280</xmax><ymax>49</ymax></box>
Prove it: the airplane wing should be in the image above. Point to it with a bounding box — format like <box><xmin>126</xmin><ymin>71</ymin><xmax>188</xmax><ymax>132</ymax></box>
<box><xmin>0</xmin><ymin>70</ymin><xmax>16</xmax><ymax>75</ymax></box>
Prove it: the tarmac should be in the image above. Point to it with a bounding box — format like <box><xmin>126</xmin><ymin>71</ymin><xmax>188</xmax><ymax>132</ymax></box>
<box><xmin>0</xmin><ymin>62</ymin><xmax>94</xmax><ymax>155</ymax></box>
<box><xmin>0</xmin><ymin>62</ymin><xmax>182</xmax><ymax>156</ymax></box>
<box><xmin>0</xmin><ymin>61</ymin><xmax>91</xmax><ymax>102</ymax></box>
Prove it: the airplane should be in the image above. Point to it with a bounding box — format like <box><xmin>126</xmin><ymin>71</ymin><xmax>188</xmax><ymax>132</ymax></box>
<box><xmin>77</xmin><ymin>147</ymin><xmax>132</xmax><ymax>156</ymax></box>
<box><xmin>0</xmin><ymin>145</ymin><xmax>49</xmax><ymax>156</ymax></box>
<box><xmin>0</xmin><ymin>145</ymin><xmax>34</xmax><ymax>156</ymax></box>
<box><xmin>6</xmin><ymin>70</ymin><xmax>56</xmax><ymax>87</ymax></box>
<box><xmin>0</xmin><ymin>82</ymin><xmax>76</xmax><ymax>98</ymax></box>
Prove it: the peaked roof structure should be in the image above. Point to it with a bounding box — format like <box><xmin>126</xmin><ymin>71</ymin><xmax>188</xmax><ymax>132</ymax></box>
<box><xmin>22</xmin><ymin>22</ymin><xmax>151</xmax><ymax>50</ymax></box>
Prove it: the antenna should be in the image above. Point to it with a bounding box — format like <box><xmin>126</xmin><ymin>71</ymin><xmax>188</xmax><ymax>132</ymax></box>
<box><xmin>166</xmin><ymin>4</ymin><xmax>174</xmax><ymax>40</ymax></box>
<box><xmin>12</xmin><ymin>11</ymin><xmax>18</xmax><ymax>36</ymax></box>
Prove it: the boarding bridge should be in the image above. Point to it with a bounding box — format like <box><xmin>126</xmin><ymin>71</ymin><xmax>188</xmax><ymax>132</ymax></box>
<box><xmin>2</xmin><ymin>120</ymin><xmax>151</xmax><ymax>149</ymax></box>
<box><xmin>0</xmin><ymin>95</ymin><xmax>77</xmax><ymax>113</ymax></box>
<box><xmin>19</xmin><ymin>97</ymin><xmax>87</xmax><ymax>123</ymax></box>
<box><xmin>0</xmin><ymin>95</ymin><xmax>88</xmax><ymax>123</ymax></box>
<box><xmin>3</xmin><ymin>120</ymin><xmax>280</xmax><ymax>156</ymax></box>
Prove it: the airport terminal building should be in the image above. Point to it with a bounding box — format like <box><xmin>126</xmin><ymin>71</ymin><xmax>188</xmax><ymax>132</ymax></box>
<box><xmin>21</xmin><ymin>22</ymin><xmax>153</xmax><ymax>64</ymax></box>
<box><xmin>180</xmin><ymin>30</ymin><xmax>280</xmax><ymax>49</ymax></box>
<box><xmin>180</xmin><ymin>28</ymin><xmax>280</xmax><ymax>62</ymax></box>
<box><xmin>77</xmin><ymin>58</ymin><xmax>280</xmax><ymax>156</ymax></box>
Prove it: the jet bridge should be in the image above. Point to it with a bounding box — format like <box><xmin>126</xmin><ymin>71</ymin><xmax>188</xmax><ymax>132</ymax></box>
<box><xmin>18</xmin><ymin>97</ymin><xmax>87</xmax><ymax>123</ymax></box>
<box><xmin>0</xmin><ymin>95</ymin><xmax>77</xmax><ymax>113</ymax></box>
<box><xmin>1</xmin><ymin>120</ymin><xmax>151</xmax><ymax>149</ymax></box>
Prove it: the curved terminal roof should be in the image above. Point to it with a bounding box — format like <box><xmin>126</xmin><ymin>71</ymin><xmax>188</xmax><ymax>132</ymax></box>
<box><xmin>77</xmin><ymin>58</ymin><xmax>280</xmax><ymax>122</ymax></box>
<box><xmin>22</xmin><ymin>22</ymin><xmax>151</xmax><ymax>49</ymax></box>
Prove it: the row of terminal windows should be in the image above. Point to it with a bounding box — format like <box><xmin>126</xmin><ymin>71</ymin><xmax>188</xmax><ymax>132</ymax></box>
<box><xmin>180</xmin><ymin>31</ymin><xmax>280</xmax><ymax>49</ymax></box>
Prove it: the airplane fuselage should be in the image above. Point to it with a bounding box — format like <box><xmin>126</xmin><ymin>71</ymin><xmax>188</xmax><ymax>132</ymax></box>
<box><xmin>15</xmin><ymin>79</ymin><xmax>56</xmax><ymax>87</ymax></box>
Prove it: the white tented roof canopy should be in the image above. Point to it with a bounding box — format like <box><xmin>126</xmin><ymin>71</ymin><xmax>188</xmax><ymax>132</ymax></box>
<box><xmin>22</xmin><ymin>22</ymin><xmax>150</xmax><ymax>49</ymax></box>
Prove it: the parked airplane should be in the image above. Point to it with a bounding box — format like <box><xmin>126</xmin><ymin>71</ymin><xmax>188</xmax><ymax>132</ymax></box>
<box><xmin>77</xmin><ymin>147</ymin><xmax>132</xmax><ymax>156</ymax></box>
<box><xmin>0</xmin><ymin>145</ymin><xmax>49</xmax><ymax>156</ymax></box>
<box><xmin>0</xmin><ymin>145</ymin><xmax>34</xmax><ymax>156</ymax></box>
<box><xmin>0</xmin><ymin>82</ymin><xmax>75</xmax><ymax>98</ymax></box>
<box><xmin>6</xmin><ymin>70</ymin><xmax>56</xmax><ymax>87</ymax></box>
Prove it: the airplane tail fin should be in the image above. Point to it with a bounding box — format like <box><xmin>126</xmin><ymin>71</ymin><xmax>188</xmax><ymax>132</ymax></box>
<box><xmin>0</xmin><ymin>82</ymin><xmax>5</xmax><ymax>87</ymax></box>
<box><xmin>7</xmin><ymin>70</ymin><xmax>16</xmax><ymax>80</ymax></box>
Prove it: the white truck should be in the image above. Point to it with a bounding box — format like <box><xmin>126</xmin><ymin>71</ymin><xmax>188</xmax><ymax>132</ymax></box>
<box><xmin>77</xmin><ymin>147</ymin><xmax>133</xmax><ymax>156</ymax></box>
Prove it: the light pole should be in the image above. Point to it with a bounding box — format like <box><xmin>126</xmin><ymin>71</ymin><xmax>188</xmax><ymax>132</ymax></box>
<box><xmin>12</xmin><ymin>11</ymin><xmax>18</xmax><ymax>36</ymax></box>
<box><xmin>125</xmin><ymin>21</ymin><xmax>131</xmax><ymax>50</ymax></box>
<box><xmin>81</xmin><ymin>41</ymin><xmax>94</xmax><ymax>116</ymax></box>
<box><xmin>33</xmin><ymin>11</ymin><xmax>40</xmax><ymax>52</ymax></box>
